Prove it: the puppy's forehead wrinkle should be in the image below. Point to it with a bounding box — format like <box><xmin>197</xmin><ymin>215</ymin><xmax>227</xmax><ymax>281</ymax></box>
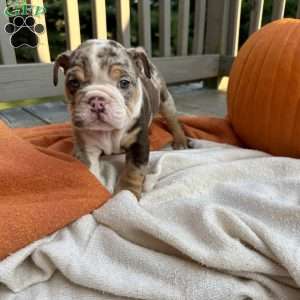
<box><xmin>71</xmin><ymin>45</ymin><xmax>91</xmax><ymax>64</ymax></box>
<box><xmin>98</xmin><ymin>52</ymin><xmax>132</xmax><ymax>72</ymax></box>
<box><xmin>65</xmin><ymin>39</ymin><xmax>140</xmax><ymax>91</ymax></box>
<box><xmin>97</xmin><ymin>46</ymin><xmax>118</xmax><ymax>58</ymax></box>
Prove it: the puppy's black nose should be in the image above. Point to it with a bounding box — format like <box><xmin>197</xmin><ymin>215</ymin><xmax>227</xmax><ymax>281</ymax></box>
<box><xmin>89</xmin><ymin>96</ymin><xmax>106</xmax><ymax>113</ymax></box>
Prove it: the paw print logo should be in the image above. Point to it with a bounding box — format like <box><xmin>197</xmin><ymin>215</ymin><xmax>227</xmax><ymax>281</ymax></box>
<box><xmin>4</xmin><ymin>16</ymin><xmax>44</xmax><ymax>48</ymax></box>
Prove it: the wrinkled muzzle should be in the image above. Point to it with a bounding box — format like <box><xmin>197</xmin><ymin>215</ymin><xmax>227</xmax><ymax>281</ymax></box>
<box><xmin>71</xmin><ymin>84</ymin><xmax>128</xmax><ymax>131</ymax></box>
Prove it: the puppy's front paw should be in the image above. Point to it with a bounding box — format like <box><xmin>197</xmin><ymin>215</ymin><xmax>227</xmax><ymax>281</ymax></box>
<box><xmin>115</xmin><ymin>164</ymin><xmax>146</xmax><ymax>200</ymax></box>
<box><xmin>172</xmin><ymin>133</ymin><xmax>188</xmax><ymax>150</ymax></box>
<box><xmin>115</xmin><ymin>181</ymin><xmax>142</xmax><ymax>199</ymax></box>
<box><xmin>187</xmin><ymin>139</ymin><xmax>194</xmax><ymax>149</ymax></box>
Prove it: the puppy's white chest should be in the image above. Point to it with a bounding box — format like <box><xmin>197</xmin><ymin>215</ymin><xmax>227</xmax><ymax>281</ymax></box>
<box><xmin>83</xmin><ymin>130</ymin><xmax>123</xmax><ymax>155</ymax></box>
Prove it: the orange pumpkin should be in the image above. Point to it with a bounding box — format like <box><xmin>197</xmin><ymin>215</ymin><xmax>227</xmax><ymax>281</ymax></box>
<box><xmin>228</xmin><ymin>19</ymin><xmax>300</xmax><ymax>158</ymax></box>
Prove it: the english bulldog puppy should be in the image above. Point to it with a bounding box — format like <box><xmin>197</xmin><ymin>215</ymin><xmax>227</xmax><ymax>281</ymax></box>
<box><xmin>53</xmin><ymin>39</ymin><xmax>187</xmax><ymax>199</ymax></box>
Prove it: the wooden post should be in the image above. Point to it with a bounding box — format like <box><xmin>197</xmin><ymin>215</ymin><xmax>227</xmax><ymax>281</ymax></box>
<box><xmin>91</xmin><ymin>0</ymin><xmax>107</xmax><ymax>39</ymax></box>
<box><xmin>204</xmin><ymin>0</ymin><xmax>227</xmax><ymax>88</ymax></box>
<box><xmin>226</xmin><ymin>0</ymin><xmax>242</xmax><ymax>56</ymax></box>
<box><xmin>138</xmin><ymin>0</ymin><xmax>151</xmax><ymax>55</ymax></box>
<box><xmin>249</xmin><ymin>0</ymin><xmax>264</xmax><ymax>35</ymax></box>
<box><xmin>0</xmin><ymin>0</ymin><xmax>17</xmax><ymax>64</ymax></box>
<box><xmin>192</xmin><ymin>0</ymin><xmax>206</xmax><ymax>55</ymax></box>
<box><xmin>116</xmin><ymin>0</ymin><xmax>131</xmax><ymax>48</ymax></box>
<box><xmin>176</xmin><ymin>0</ymin><xmax>190</xmax><ymax>56</ymax></box>
<box><xmin>30</xmin><ymin>0</ymin><xmax>51</xmax><ymax>63</ymax></box>
<box><xmin>297</xmin><ymin>0</ymin><xmax>300</xmax><ymax>18</ymax></box>
<box><xmin>272</xmin><ymin>0</ymin><xmax>286</xmax><ymax>20</ymax></box>
<box><xmin>159</xmin><ymin>0</ymin><xmax>171</xmax><ymax>57</ymax></box>
<box><xmin>64</xmin><ymin>0</ymin><xmax>81</xmax><ymax>50</ymax></box>
<box><xmin>221</xmin><ymin>0</ymin><xmax>231</xmax><ymax>55</ymax></box>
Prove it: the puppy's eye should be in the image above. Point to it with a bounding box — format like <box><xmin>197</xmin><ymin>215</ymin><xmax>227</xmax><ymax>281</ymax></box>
<box><xmin>119</xmin><ymin>79</ymin><xmax>130</xmax><ymax>89</ymax></box>
<box><xmin>68</xmin><ymin>79</ymin><xmax>80</xmax><ymax>89</ymax></box>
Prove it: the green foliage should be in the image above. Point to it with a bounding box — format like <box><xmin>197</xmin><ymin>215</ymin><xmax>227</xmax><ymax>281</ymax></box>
<box><xmin>239</xmin><ymin>0</ymin><xmax>298</xmax><ymax>46</ymax></box>
<box><xmin>0</xmin><ymin>96</ymin><xmax>61</xmax><ymax>110</ymax></box>
<box><xmin>11</xmin><ymin>0</ymin><xmax>300</xmax><ymax>62</ymax></box>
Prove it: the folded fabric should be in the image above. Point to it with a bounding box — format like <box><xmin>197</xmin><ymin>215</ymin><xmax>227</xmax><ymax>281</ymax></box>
<box><xmin>0</xmin><ymin>115</ymin><xmax>241</xmax><ymax>260</ymax></box>
<box><xmin>1</xmin><ymin>140</ymin><xmax>300</xmax><ymax>299</ymax></box>
<box><xmin>0</xmin><ymin>122</ymin><xmax>111</xmax><ymax>260</ymax></box>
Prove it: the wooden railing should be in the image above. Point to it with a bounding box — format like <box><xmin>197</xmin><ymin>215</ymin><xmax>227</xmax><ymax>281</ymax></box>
<box><xmin>0</xmin><ymin>0</ymin><xmax>298</xmax><ymax>101</ymax></box>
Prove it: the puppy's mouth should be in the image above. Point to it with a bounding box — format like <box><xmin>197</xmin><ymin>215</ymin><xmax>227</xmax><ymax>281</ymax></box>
<box><xmin>73</xmin><ymin>108</ymin><xmax>118</xmax><ymax>132</ymax></box>
<box><xmin>71</xmin><ymin>85</ymin><xmax>128</xmax><ymax>131</ymax></box>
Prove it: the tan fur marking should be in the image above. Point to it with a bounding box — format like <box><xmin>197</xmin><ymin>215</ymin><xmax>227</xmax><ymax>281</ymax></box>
<box><xmin>116</xmin><ymin>163</ymin><xmax>146</xmax><ymax>199</ymax></box>
<box><xmin>110</xmin><ymin>65</ymin><xmax>126</xmax><ymax>80</ymax></box>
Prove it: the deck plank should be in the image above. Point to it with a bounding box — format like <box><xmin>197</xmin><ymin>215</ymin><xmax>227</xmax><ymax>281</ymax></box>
<box><xmin>23</xmin><ymin>101</ymin><xmax>69</xmax><ymax>124</ymax></box>
<box><xmin>172</xmin><ymin>88</ymin><xmax>227</xmax><ymax>117</ymax></box>
<box><xmin>0</xmin><ymin>108</ymin><xmax>46</xmax><ymax>128</ymax></box>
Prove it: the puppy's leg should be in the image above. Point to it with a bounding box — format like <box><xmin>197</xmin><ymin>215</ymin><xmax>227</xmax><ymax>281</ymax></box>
<box><xmin>160</xmin><ymin>86</ymin><xmax>187</xmax><ymax>149</ymax></box>
<box><xmin>117</xmin><ymin>161</ymin><xmax>147</xmax><ymax>199</ymax></box>
<box><xmin>116</xmin><ymin>126</ymin><xmax>149</xmax><ymax>199</ymax></box>
<box><xmin>73</xmin><ymin>143</ymin><xmax>90</xmax><ymax>165</ymax></box>
<box><xmin>73</xmin><ymin>130</ymin><xmax>102</xmax><ymax>178</ymax></box>
<box><xmin>73</xmin><ymin>144</ymin><xmax>101</xmax><ymax>179</ymax></box>
<box><xmin>86</xmin><ymin>150</ymin><xmax>101</xmax><ymax>179</ymax></box>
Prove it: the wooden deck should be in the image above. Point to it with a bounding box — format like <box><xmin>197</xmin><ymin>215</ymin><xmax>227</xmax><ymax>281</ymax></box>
<box><xmin>0</xmin><ymin>86</ymin><xmax>227</xmax><ymax>128</ymax></box>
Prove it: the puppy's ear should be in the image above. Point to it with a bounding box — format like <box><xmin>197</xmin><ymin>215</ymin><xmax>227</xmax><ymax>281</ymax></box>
<box><xmin>127</xmin><ymin>47</ymin><xmax>153</xmax><ymax>79</ymax></box>
<box><xmin>53</xmin><ymin>51</ymin><xmax>72</xmax><ymax>86</ymax></box>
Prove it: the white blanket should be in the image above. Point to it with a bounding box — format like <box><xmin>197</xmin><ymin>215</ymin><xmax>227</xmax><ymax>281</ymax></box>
<box><xmin>1</xmin><ymin>140</ymin><xmax>300</xmax><ymax>300</ymax></box>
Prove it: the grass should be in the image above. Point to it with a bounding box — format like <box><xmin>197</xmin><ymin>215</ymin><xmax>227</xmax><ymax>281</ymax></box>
<box><xmin>0</xmin><ymin>96</ymin><xmax>64</xmax><ymax>110</ymax></box>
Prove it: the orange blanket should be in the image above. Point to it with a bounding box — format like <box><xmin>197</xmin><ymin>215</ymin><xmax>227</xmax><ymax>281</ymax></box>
<box><xmin>0</xmin><ymin>116</ymin><xmax>241</xmax><ymax>260</ymax></box>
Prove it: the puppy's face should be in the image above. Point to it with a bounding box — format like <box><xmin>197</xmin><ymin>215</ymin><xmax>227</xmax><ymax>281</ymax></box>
<box><xmin>53</xmin><ymin>40</ymin><xmax>152</xmax><ymax>131</ymax></box>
